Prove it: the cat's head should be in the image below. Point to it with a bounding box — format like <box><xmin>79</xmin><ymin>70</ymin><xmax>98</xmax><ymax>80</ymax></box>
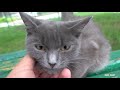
<box><xmin>19</xmin><ymin>12</ymin><xmax>92</xmax><ymax>74</ymax></box>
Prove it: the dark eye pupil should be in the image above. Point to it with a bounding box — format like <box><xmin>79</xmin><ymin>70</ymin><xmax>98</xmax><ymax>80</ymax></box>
<box><xmin>35</xmin><ymin>45</ymin><xmax>45</xmax><ymax>50</ymax></box>
<box><xmin>64</xmin><ymin>46</ymin><xmax>67</xmax><ymax>49</ymax></box>
<box><xmin>61</xmin><ymin>45</ymin><xmax>70</xmax><ymax>51</ymax></box>
<box><xmin>39</xmin><ymin>46</ymin><xmax>43</xmax><ymax>50</ymax></box>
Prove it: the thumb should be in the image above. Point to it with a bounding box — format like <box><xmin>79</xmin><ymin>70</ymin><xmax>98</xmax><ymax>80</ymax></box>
<box><xmin>59</xmin><ymin>68</ymin><xmax>71</xmax><ymax>78</ymax></box>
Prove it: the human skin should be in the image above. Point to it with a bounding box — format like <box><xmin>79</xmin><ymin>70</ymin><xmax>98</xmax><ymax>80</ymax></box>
<box><xmin>6</xmin><ymin>55</ymin><xmax>71</xmax><ymax>78</ymax></box>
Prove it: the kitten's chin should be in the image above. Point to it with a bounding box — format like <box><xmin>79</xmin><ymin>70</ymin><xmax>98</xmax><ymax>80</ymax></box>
<box><xmin>44</xmin><ymin>68</ymin><xmax>63</xmax><ymax>75</ymax></box>
<box><xmin>35</xmin><ymin>63</ymin><xmax>64</xmax><ymax>75</ymax></box>
<box><xmin>35</xmin><ymin>61</ymin><xmax>67</xmax><ymax>75</ymax></box>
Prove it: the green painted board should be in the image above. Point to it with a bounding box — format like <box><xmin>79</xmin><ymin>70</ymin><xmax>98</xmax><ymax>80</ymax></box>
<box><xmin>0</xmin><ymin>50</ymin><xmax>120</xmax><ymax>78</ymax></box>
<box><xmin>87</xmin><ymin>60</ymin><xmax>120</xmax><ymax>78</ymax></box>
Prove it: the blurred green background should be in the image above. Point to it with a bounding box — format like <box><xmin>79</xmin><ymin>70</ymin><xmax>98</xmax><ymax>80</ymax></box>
<box><xmin>0</xmin><ymin>12</ymin><xmax>120</xmax><ymax>54</ymax></box>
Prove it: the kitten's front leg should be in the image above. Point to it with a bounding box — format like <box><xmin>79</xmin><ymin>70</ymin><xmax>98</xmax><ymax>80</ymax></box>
<box><xmin>72</xmin><ymin>67</ymin><xmax>88</xmax><ymax>78</ymax></box>
<box><xmin>68</xmin><ymin>63</ymin><xmax>89</xmax><ymax>78</ymax></box>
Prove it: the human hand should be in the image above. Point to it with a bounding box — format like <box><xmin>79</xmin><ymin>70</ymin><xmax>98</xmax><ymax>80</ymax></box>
<box><xmin>6</xmin><ymin>55</ymin><xmax>71</xmax><ymax>78</ymax></box>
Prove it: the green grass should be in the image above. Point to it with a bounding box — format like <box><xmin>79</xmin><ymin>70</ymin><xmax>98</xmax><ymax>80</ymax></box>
<box><xmin>0</xmin><ymin>17</ymin><xmax>17</xmax><ymax>23</ymax></box>
<box><xmin>0</xmin><ymin>18</ymin><xmax>61</xmax><ymax>54</ymax></box>
<box><xmin>74</xmin><ymin>12</ymin><xmax>120</xmax><ymax>17</ymax></box>
<box><xmin>0</xmin><ymin>12</ymin><xmax>120</xmax><ymax>54</ymax></box>
<box><xmin>0</xmin><ymin>25</ymin><xmax>26</xmax><ymax>54</ymax></box>
<box><xmin>93</xmin><ymin>13</ymin><xmax>120</xmax><ymax>51</ymax></box>
<box><xmin>75</xmin><ymin>12</ymin><xmax>120</xmax><ymax>51</ymax></box>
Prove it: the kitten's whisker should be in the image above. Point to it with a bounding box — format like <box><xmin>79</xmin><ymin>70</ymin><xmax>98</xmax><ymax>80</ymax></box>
<box><xmin>67</xmin><ymin>64</ymin><xmax>80</xmax><ymax>70</ymax></box>
<box><xmin>60</xmin><ymin>61</ymin><xmax>67</xmax><ymax>66</ymax></box>
<box><xmin>70</xmin><ymin>58</ymin><xmax>88</xmax><ymax>61</ymax></box>
<box><xmin>68</xmin><ymin>62</ymin><xmax>82</xmax><ymax>64</ymax></box>
<box><xmin>59</xmin><ymin>58</ymin><xmax>87</xmax><ymax>66</ymax></box>
<box><xmin>36</xmin><ymin>61</ymin><xmax>49</xmax><ymax>68</ymax></box>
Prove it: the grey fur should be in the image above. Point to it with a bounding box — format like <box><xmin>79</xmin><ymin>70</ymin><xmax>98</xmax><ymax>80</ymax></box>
<box><xmin>19</xmin><ymin>12</ymin><xmax>111</xmax><ymax>78</ymax></box>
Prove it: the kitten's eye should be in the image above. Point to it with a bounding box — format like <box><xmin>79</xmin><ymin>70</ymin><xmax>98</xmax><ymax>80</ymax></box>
<box><xmin>60</xmin><ymin>45</ymin><xmax>71</xmax><ymax>51</ymax></box>
<box><xmin>35</xmin><ymin>45</ymin><xmax>45</xmax><ymax>51</ymax></box>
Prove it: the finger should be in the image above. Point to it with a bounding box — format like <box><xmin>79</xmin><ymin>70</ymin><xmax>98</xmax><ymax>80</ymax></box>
<box><xmin>9</xmin><ymin>55</ymin><xmax>35</xmax><ymax>73</ymax></box>
<box><xmin>34</xmin><ymin>68</ymin><xmax>44</xmax><ymax>78</ymax></box>
<box><xmin>38</xmin><ymin>73</ymin><xmax>51</xmax><ymax>78</ymax></box>
<box><xmin>20</xmin><ymin>55</ymin><xmax>35</xmax><ymax>66</ymax></box>
<box><xmin>59</xmin><ymin>68</ymin><xmax>71</xmax><ymax>78</ymax></box>
<box><xmin>16</xmin><ymin>55</ymin><xmax>35</xmax><ymax>69</ymax></box>
<box><xmin>6</xmin><ymin>55</ymin><xmax>36</xmax><ymax>78</ymax></box>
<box><xmin>50</xmin><ymin>74</ymin><xmax>59</xmax><ymax>78</ymax></box>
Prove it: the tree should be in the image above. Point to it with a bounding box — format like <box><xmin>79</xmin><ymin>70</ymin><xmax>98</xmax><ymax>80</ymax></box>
<box><xmin>61</xmin><ymin>12</ymin><xmax>81</xmax><ymax>21</ymax></box>
<box><xmin>61</xmin><ymin>12</ymin><xmax>74</xmax><ymax>21</ymax></box>
<box><xmin>0</xmin><ymin>12</ymin><xmax>4</xmax><ymax>17</ymax></box>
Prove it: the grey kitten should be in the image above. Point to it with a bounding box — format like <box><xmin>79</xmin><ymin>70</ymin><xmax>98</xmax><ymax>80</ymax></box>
<box><xmin>19</xmin><ymin>12</ymin><xmax>111</xmax><ymax>78</ymax></box>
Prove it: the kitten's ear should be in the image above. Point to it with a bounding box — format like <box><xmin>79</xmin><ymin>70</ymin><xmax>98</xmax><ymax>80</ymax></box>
<box><xmin>64</xmin><ymin>16</ymin><xmax>92</xmax><ymax>38</ymax></box>
<box><xmin>19</xmin><ymin>12</ymin><xmax>38</xmax><ymax>29</ymax></box>
<box><xmin>19</xmin><ymin>12</ymin><xmax>42</xmax><ymax>35</ymax></box>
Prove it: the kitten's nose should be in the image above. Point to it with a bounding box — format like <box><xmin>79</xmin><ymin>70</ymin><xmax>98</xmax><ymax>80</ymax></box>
<box><xmin>48</xmin><ymin>53</ymin><xmax>57</xmax><ymax>68</ymax></box>
<box><xmin>48</xmin><ymin>63</ymin><xmax>56</xmax><ymax>68</ymax></box>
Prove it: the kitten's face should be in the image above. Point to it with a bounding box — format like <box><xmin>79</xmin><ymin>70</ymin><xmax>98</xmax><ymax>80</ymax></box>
<box><xmin>20</xmin><ymin>12</ymin><xmax>91</xmax><ymax>74</ymax></box>
<box><xmin>26</xmin><ymin>23</ymin><xmax>81</xmax><ymax>74</ymax></box>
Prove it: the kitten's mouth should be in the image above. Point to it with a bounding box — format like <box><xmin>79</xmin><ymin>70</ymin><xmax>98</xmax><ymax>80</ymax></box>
<box><xmin>35</xmin><ymin>62</ymin><xmax>64</xmax><ymax>75</ymax></box>
<box><xmin>43</xmin><ymin>67</ymin><xmax>64</xmax><ymax>74</ymax></box>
